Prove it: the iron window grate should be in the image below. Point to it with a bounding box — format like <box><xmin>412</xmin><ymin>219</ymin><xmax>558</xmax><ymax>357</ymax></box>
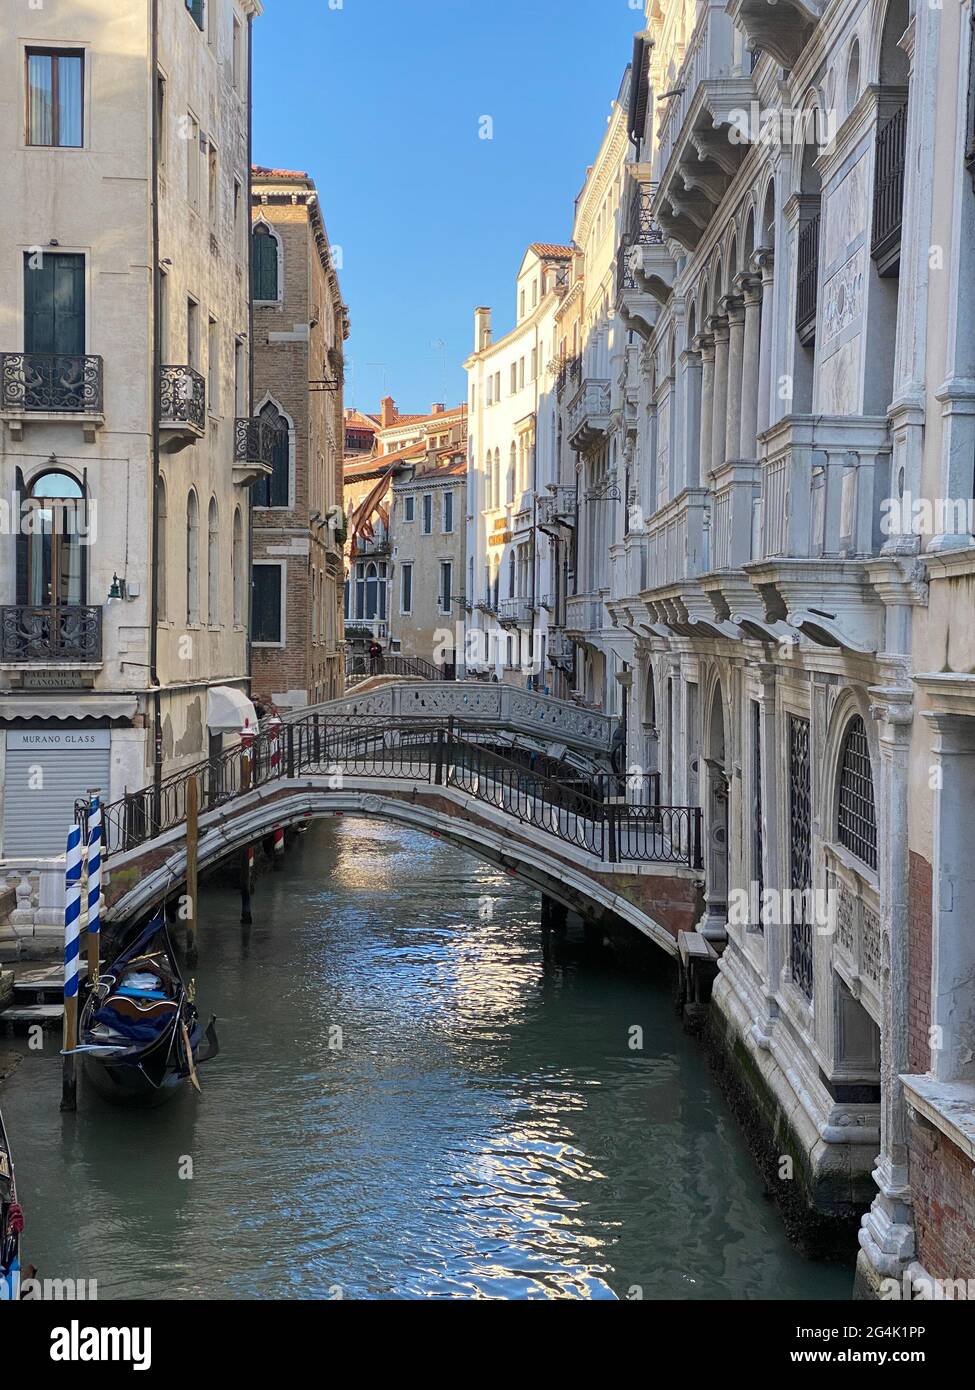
<box><xmin>789</xmin><ymin>714</ymin><xmax>813</xmax><ymax>1000</ymax></box>
<box><xmin>837</xmin><ymin>716</ymin><xmax>878</xmax><ymax>871</ymax></box>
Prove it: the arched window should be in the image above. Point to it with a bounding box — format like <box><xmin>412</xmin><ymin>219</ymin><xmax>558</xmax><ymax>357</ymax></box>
<box><xmin>252</xmin><ymin>222</ymin><xmax>279</xmax><ymax>302</ymax></box>
<box><xmin>256</xmin><ymin>400</ymin><xmax>290</xmax><ymax>507</ymax></box>
<box><xmin>186</xmin><ymin>489</ymin><xmax>200</xmax><ymax>625</ymax></box>
<box><xmin>24</xmin><ymin>470</ymin><xmax>85</xmax><ymax>607</ymax></box>
<box><xmin>207</xmin><ymin>496</ymin><xmax>219</xmax><ymax>624</ymax></box>
<box><xmin>508</xmin><ymin>442</ymin><xmax>516</xmax><ymax>503</ymax></box>
<box><xmin>232</xmin><ymin>507</ymin><xmax>244</xmax><ymax>626</ymax></box>
<box><xmin>508</xmin><ymin>551</ymin><xmax>515</xmax><ymax>598</ymax></box>
<box><xmin>364</xmin><ymin>562</ymin><xmax>378</xmax><ymax>620</ymax></box>
<box><xmin>837</xmin><ymin>716</ymin><xmax>877</xmax><ymax>870</ymax></box>
<box><xmin>156</xmin><ymin>477</ymin><xmax>168</xmax><ymax>621</ymax></box>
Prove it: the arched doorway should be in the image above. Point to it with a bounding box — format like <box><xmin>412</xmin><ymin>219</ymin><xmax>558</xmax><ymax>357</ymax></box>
<box><xmin>700</xmin><ymin>684</ymin><xmax>729</xmax><ymax>940</ymax></box>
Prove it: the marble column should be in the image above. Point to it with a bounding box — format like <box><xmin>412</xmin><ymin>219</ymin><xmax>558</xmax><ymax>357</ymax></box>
<box><xmin>752</xmin><ymin>248</ymin><xmax>775</xmax><ymax>439</ymax></box>
<box><xmin>721</xmin><ymin>294</ymin><xmax>745</xmax><ymax>464</ymax></box>
<box><xmin>736</xmin><ymin>272</ymin><xmax>763</xmax><ymax>459</ymax></box>
<box><xmin>693</xmin><ymin>333</ymin><xmax>715</xmax><ymax>486</ymax></box>
<box><xmin>857</xmin><ymin>688</ymin><xmax>916</xmax><ymax>1289</ymax></box>
<box><xmin>707</xmin><ymin>313</ymin><xmax>729</xmax><ymax>475</ymax></box>
<box><xmin>681</xmin><ymin>346</ymin><xmax>703</xmax><ymax>490</ymax></box>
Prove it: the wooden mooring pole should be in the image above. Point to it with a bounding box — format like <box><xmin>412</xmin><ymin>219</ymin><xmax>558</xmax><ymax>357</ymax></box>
<box><xmin>185</xmin><ymin>774</ymin><xmax>199</xmax><ymax>966</ymax></box>
<box><xmin>60</xmin><ymin>823</ymin><xmax>83</xmax><ymax>1112</ymax></box>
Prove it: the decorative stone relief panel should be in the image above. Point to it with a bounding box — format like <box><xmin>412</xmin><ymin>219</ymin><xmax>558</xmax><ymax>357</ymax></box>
<box><xmin>821</xmin><ymin>248</ymin><xmax>865</xmax><ymax>348</ymax></box>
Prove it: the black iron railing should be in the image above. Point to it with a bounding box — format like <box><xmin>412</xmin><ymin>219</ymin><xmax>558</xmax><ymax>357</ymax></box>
<box><xmin>234</xmin><ymin>416</ymin><xmax>277</xmax><ymax>469</ymax></box>
<box><xmin>556</xmin><ymin>354</ymin><xmax>581</xmax><ymax>401</ymax></box>
<box><xmin>160</xmin><ymin>365</ymin><xmax>205</xmax><ymax>431</ymax></box>
<box><xmin>616</xmin><ymin>177</ymin><xmax>664</xmax><ymax>296</ymax></box>
<box><xmin>78</xmin><ymin>716</ymin><xmax>702</xmax><ymax>869</ymax></box>
<box><xmin>871</xmin><ymin>100</ymin><xmax>908</xmax><ymax>269</ymax></box>
<box><xmin>0</xmin><ymin>352</ymin><xmax>103</xmax><ymax>414</ymax></box>
<box><xmin>1</xmin><ymin>604</ymin><xmax>103</xmax><ymax>663</ymax></box>
<box><xmin>795</xmin><ymin>212</ymin><xmax>821</xmax><ymax>343</ymax></box>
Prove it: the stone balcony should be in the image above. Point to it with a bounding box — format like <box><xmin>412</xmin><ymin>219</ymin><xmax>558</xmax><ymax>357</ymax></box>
<box><xmin>547</xmin><ymin>629</ymin><xmax>575</xmax><ymax>671</ymax></box>
<box><xmin>497</xmin><ymin>597</ymin><xmax>532</xmax><ymax>627</ymax></box>
<box><xmin>159</xmin><ymin>365</ymin><xmax>205</xmax><ymax>451</ymax></box>
<box><xmin>536</xmin><ymin>486</ymin><xmax>577</xmax><ymax>534</ymax></box>
<box><xmin>565</xmin><ymin>592</ymin><xmax>605</xmax><ymax>640</ymax></box>
<box><xmin>727</xmin><ymin>0</ymin><xmax>824</xmax><ymax>71</ymax></box>
<box><xmin>567</xmin><ymin>379</ymin><xmax>611</xmax><ymax>453</ymax></box>
<box><xmin>233</xmin><ymin>416</ymin><xmax>277</xmax><ymax>487</ymax></box>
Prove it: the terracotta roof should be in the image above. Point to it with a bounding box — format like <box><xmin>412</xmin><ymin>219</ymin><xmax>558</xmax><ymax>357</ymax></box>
<box><xmin>379</xmin><ymin>403</ymin><xmax>468</xmax><ymax>432</ymax></box>
<box><xmin>530</xmin><ymin>243</ymin><xmax>575</xmax><ymax>259</ymax></box>
<box><xmin>251</xmin><ymin>165</ymin><xmax>310</xmax><ymax>180</ymax></box>
<box><xmin>343</xmin><ymin>440</ymin><xmax>426</xmax><ymax>481</ymax></box>
<box><xmin>344</xmin><ymin>410</ymin><xmax>380</xmax><ymax>432</ymax></box>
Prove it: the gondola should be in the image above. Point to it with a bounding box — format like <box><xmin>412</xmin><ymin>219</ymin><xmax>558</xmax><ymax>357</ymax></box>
<box><xmin>0</xmin><ymin>1106</ymin><xmax>22</xmax><ymax>1301</ymax></box>
<box><xmin>72</xmin><ymin>915</ymin><xmax>219</xmax><ymax>1107</ymax></box>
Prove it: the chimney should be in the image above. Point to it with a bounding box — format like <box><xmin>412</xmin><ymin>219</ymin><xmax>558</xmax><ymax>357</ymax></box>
<box><xmin>431</xmin><ymin>403</ymin><xmax>445</xmax><ymax>415</ymax></box>
<box><xmin>474</xmin><ymin>306</ymin><xmax>492</xmax><ymax>352</ymax></box>
<box><xmin>380</xmin><ymin>395</ymin><xmax>397</xmax><ymax>428</ymax></box>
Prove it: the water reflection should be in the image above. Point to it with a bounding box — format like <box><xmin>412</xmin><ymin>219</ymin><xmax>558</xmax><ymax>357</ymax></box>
<box><xmin>1</xmin><ymin>818</ymin><xmax>852</xmax><ymax>1300</ymax></box>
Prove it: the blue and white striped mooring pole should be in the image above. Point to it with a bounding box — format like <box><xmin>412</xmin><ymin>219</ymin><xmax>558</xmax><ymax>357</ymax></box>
<box><xmin>61</xmin><ymin>823</ymin><xmax>83</xmax><ymax>1112</ymax></box>
<box><xmin>86</xmin><ymin>796</ymin><xmax>102</xmax><ymax>986</ymax></box>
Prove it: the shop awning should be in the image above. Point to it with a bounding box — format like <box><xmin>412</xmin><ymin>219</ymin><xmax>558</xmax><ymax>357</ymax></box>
<box><xmin>207</xmin><ymin>685</ymin><xmax>258</xmax><ymax>734</ymax></box>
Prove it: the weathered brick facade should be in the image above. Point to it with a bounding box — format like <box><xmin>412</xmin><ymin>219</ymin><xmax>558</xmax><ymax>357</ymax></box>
<box><xmin>251</xmin><ymin>170</ymin><xmax>348</xmax><ymax>709</ymax></box>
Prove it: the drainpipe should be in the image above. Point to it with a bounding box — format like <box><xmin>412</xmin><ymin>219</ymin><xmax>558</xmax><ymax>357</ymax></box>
<box><xmin>149</xmin><ymin>0</ymin><xmax>163</xmax><ymax>825</ymax></box>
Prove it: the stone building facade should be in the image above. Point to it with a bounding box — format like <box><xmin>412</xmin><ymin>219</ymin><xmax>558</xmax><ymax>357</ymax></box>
<box><xmin>0</xmin><ymin>0</ymin><xmax>264</xmax><ymax>948</ymax></box>
<box><xmin>604</xmin><ymin>0</ymin><xmax>975</xmax><ymax>1289</ymax></box>
<box><xmin>251</xmin><ymin>167</ymin><xmax>349</xmax><ymax>710</ymax></box>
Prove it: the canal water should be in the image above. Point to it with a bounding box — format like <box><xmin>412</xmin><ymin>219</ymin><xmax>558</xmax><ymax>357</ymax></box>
<box><xmin>2</xmin><ymin>818</ymin><xmax>853</xmax><ymax>1300</ymax></box>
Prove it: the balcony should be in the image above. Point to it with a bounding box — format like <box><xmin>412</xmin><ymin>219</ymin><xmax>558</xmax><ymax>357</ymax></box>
<box><xmin>159</xmin><ymin>365</ymin><xmax>205</xmax><ymax>450</ymax></box>
<box><xmin>497</xmin><ymin>597</ymin><xmax>532</xmax><ymax>627</ymax></box>
<box><xmin>536</xmin><ymin>486</ymin><xmax>577</xmax><ymax>534</ymax></box>
<box><xmin>565</xmin><ymin>592</ymin><xmax>604</xmax><ymax>639</ymax></box>
<box><xmin>616</xmin><ymin>168</ymin><xmax>672</xmax><ymax>338</ymax></box>
<box><xmin>743</xmin><ymin>414</ymin><xmax>891</xmax><ymax>652</ymax></box>
<box><xmin>233</xmin><ymin>416</ymin><xmax>276</xmax><ymax>486</ymax></box>
<box><xmin>556</xmin><ymin>354</ymin><xmax>581</xmax><ymax>402</ymax></box>
<box><xmin>728</xmin><ymin>0</ymin><xmax>824</xmax><ymax>75</ymax></box>
<box><xmin>0</xmin><ymin>352</ymin><xmax>104</xmax><ymax>442</ymax></box>
<box><xmin>0</xmin><ymin>605</ymin><xmax>103</xmax><ymax>667</ymax></box>
<box><xmin>871</xmin><ymin>97</ymin><xmax>909</xmax><ymax>277</ymax></box>
<box><xmin>547</xmin><ymin>630</ymin><xmax>575</xmax><ymax>671</ymax></box>
<box><xmin>567</xmin><ymin>379</ymin><xmax>611</xmax><ymax>453</ymax></box>
<box><xmin>653</xmin><ymin>5</ymin><xmax>756</xmax><ymax>252</ymax></box>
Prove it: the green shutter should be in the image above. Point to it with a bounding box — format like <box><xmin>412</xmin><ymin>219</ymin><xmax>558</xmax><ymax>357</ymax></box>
<box><xmin>24</xmin><ymin>252</ymin><xmax>85</xmax><ymax>355</ymax></box>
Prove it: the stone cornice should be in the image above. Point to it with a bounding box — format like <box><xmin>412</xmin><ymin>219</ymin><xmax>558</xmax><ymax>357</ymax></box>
<box><xmin>572</xmin><ymin>105</ymin><xmax>632</xmax><ymax>247</ymax></box>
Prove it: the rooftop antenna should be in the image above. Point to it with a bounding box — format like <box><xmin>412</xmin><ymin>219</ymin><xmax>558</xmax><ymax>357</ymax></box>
<box><xmin>431</xmin><ymin>338</ymin><xmax>448</xmax><ymax>402</ymax></box>
<box><xmin>366</xmin><ymin>361</ymin><xmax>389</xmax><ymax>396</ymax></box>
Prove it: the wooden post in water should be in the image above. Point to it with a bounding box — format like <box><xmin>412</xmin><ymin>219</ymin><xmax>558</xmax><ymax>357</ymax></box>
<box><xmin>185</xmin><ymin>773</ymin><xmax>199</xmax><ymax>966</ymax></box>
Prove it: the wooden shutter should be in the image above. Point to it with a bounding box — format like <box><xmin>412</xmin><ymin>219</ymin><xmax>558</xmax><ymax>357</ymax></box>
<box><xmin>24</xmin><ymin>252</ymin><xmax>85</xmax><ymax>355</ymax></box>
<box><xmin>252</xmin><ymin>565</ymin><xmax>281</xmax><ymax>642</ymax></box>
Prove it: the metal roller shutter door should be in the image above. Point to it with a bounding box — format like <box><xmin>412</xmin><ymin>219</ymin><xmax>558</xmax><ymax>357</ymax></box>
<box><xmin>3</xmin><ymin>741</ymin><xmax>111</xmax><ymax>858</ymax></box>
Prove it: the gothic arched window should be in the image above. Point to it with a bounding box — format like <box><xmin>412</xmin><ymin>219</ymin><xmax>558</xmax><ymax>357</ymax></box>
<box><xmin>256</xmin><ymin>401</ymin><xmax>290</xmax><ymax>507</ymax></box>
<box><xmin>251</xmin><ymin>223</ymin><xmax>279</xmax><ymax>302</ymax></box>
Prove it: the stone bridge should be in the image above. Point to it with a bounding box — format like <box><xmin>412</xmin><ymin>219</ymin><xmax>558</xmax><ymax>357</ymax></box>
<box><xmin>87</xmin><ymin>707</ymin><xmax>704</xmax><ymax>957</ymax></box>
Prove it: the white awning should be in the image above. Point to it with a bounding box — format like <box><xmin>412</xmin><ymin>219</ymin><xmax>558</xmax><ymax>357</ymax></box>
<box><xmin>207</xmin><ymin>685</ymin><xmax>258</xmax><ymax>734</ymax></box>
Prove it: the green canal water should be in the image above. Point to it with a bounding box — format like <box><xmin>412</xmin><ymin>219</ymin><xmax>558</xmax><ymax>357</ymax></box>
<box><xmin>2</xmin><ymin>818</ymin><xmax>854</xmax><ymax>1299</ymax></box>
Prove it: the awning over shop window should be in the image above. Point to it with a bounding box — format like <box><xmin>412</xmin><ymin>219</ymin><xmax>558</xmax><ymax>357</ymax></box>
<box><xmin>206</xmin><ymin>685</ymin><xmax>258</xmax><ymax>734</ymax></box>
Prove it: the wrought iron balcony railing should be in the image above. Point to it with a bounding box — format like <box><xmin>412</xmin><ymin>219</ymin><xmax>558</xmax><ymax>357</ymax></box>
<box><xmin>0</xmin><ymin>604</ymin><xmax>103</xmax><ymax>664</ymax></box>
<box><xmin>871</xmin><ymin>99</ymin><xmax>908</xmax><ymax>273</ymax></box>
<box><xmin>234</xmin><ymin>416</ymin><xmax>277</xmax><ymax>469</ymax></box>
<box><xmin>795</xmin><ymin>211</ymin><xmax>820</xmax><ymax>344</ymax></box>
<box><xmin>0</xmin><ymin>352</ymin><xmax>103</xmax><ymax>414</ymax></box>
<box><xmin>556</xmin><ymin>353</ymin><xmax>581</xmax><ymax>401</ymax></box>
<box><xmin>160</xmin><ymin>365</ymin><xmax>205</xmax><ymax>432</ymax></box>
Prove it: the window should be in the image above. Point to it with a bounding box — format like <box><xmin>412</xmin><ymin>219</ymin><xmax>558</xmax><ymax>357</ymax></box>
<box><xmin>252</xmin><ymin>564</ymin><xmax>282</xmax><ymax>643</ymax></box>
<box><xmin>519</xmin><ymin>358</ymin><xmax>525</xmax><ymax>389</ymax></box>
<box><xmin>440</xmin><ymin>561</ymin><xmax>453</xmax><ymax>614</ymax></box>
<box><xmin>23</xmin><ymin>471</ymin><xmax>85</xmax><ymax>607</ymax></box>
<box><xmin>486</xmin><ymin>376</ymin><xmax>493</xmax><ymax>407</ymax></box>
<box><xmin>252</xmin><ymin>224</ymin><xmax>279</xmax><ymax>301</ymax></box>
<box><xmin>159</xmin><ymin>267</ymin><xmax>169</xmax><ymax>358</ymax></box>
<box><xmin>531</xmin><ymin>347</ymin><xmax>538</xmax><ymax>380</ymax></box>
<box><xmin>255</xmin><ymin>401</ymin><xmax>290</xmax><ymax>506</ymax></box>
<box><xmin>156</xmin><ymin>73</ymin><xmax>167</xmax><ymax>171</ymax></box>
<box><xmin>400</xmin><ymin>562</ymin><xmax>413</xmax><ymax>614</ymax></box>
<box><xmin>494</xmin><ymin>371</ymin><xmax>500</xmax><ymax>401</ymax></box>
<box><xmin>234</xmin><ymin>338</ymin><xmax>246</xmax><ymax>415</ymax></box>
<box><xmin>519</xmin><ymin>289</ymin><xmax>525</xmax><ymax>319</ymax></box>
<box><xmin>837</xmin><ymin>716</ymin><xmax>877</xmax><ymax>871</ymax></box>
<box><xmin>207</xmin><ymin>0</ymin><xmax>218</xmax><ymax>47</ymax></box>
<box><xmin>233</xmin><ymin>179</ymin><xmax>243</xmax><ymax>258</ymax></box>
<box><xmin>185</xmin><ymin>0</ymin><xmax>205</xmax><ymax>31</ymax></box>
<box><xmin>186</xmin><ymin>490</ymin><xmax>200</xmax><ymax>625</ymax></box>
<box><xmin>207</xmin><ymin>317</ymin><xmax>219</xmax><ymax>415</ymax></box>
<box><xmin>207</xmin><ymin>141</ymin><xmax>218</xmax><ymax>226</ymax></box>
<box><xmin>232</xmin><ymin>507</ymin><xmax>244</xmax><ymax>625</ymax></box>
<box><xmin>186</xmin><ymin>114</ymin><xmax>201</xmax><ymax>209</ymax></box>
<box><xmin>156</xmin><ymin>478</ymin><xmax>168</xmax><ymax>621</ymax></box>
<box><xmin>187</xmin><ymin>298</ymin><xmax>199</xmax><ymax>370</ymax></box>
<box><xmin>443</xmin><ymin>490</ymin><xmax>454</xmax><ymax>533</ymax></box>
<box><xmin>422</xmin><ymin>493</ymin><xmax>433</xmax><ymax>534</ymax></box>
<box><xmin>403</xmin><ymin>495</ymin><xmax>415</xmax><ymax>523</ymax></box>
<box><xmin>207</xmin><ymin>496</ymin><xmax>219</xmax><ymax>624</ymax></box>
<box><xmin>232</xmin><ymin>17</ymin><xmax>244</xmax><ymax>91</ymax></box>
<box><xmin>510</xmin><ymin>363</ymin><xmax>517</xmax><ymax>394</ymax></box>
<box><xmin>24</xmin><ymin>252</ymin><xmax>84</xmax><ymax>355</ymax></box>
<box><xmin>26</xmin><ymin>49</ymin><xmax>84</xmax><ymax>147</ymax></box>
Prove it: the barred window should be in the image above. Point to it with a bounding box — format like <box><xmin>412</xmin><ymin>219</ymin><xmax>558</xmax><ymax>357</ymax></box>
<box><xmin>837</xmin><ymin>716</ymin><xmax>877</xmax><ymax>871</ymax></box>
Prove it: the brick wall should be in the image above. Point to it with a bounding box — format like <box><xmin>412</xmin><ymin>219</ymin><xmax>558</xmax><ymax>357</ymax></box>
<box><xmin>909</xmin><ymin>1118</ymin><xmax>975</xmax><ymax>1280</ymax></box>
<box><xmin>908</xmin><ymin>850</ymin><xmax>932</xmax><ymax>1074</ymax></box>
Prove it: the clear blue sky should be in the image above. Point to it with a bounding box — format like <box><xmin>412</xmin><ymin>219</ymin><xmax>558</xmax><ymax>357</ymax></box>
<box><xmin>253</xmin><ymin>0</ymin><xmax>641</xmax><ymax>415</ymax></box>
